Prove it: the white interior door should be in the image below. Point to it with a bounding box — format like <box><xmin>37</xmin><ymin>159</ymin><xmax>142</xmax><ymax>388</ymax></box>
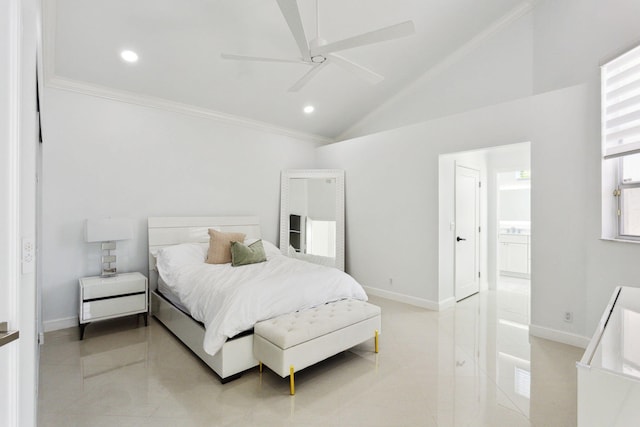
<box><xmin>0</xmin><ymin>1</ymin><xmax>20</xmax><ymax>425</ymax></box>
<box><xmin>455</xmin><ymin>164</ymin><xmax>480</xmax><ymax>301</ymax></box>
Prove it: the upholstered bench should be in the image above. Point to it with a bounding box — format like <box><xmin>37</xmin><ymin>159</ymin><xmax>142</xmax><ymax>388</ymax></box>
<box><xmin>253</xmin><ymin>299</ymin><xmax>381</xmax><ymax>395</ymax></box>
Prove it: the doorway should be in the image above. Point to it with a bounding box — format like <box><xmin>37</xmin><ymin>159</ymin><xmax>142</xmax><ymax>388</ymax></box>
<box><xmin>439</xmin><ymin>142</ymin><xmax>530</xmax><ymax>306</ymax></box>
<box><xmin>454</xmin><ymin>164</ymin><xmax>481</xmax><ymax>301</ymax></box>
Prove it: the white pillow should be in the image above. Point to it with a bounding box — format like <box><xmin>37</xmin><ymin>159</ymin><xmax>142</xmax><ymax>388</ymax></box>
<box><xmin>155</xmin><ymin>243</ymin><xmax>208</xmax><ymax>282</ymax></box>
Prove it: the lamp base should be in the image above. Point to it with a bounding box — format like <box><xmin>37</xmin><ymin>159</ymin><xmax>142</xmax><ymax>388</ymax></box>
<box><xmin>101</xmin><ymin>241</ymin><xmax>118</xmax><ymax>278</ymax></box>
<box><xmin>100</xmin><ymin>269</ymin><xmax>117</xmax><ymax>278</ymax></box>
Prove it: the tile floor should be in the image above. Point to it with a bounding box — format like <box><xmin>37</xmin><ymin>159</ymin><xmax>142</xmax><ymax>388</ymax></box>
<box><xmin>38</xmin><ymin>279</ymin><xmax>584</xmax><ymax>426</ymax></box>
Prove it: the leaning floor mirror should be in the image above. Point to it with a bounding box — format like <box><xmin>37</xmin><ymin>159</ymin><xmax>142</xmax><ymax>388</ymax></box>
<box><xmin>279</xmin><ymin>169</ymin><xmax>345</xmax><ymax>271</ymax></box>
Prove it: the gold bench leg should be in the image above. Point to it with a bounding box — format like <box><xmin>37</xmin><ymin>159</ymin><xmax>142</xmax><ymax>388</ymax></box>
<box><xmin>375</xmin><ymin>329</ymin><xmax>379</xmax><ymax>353</ymax></box>
<box><xmin>259</xmin><ymin>361</ymin><xmax>263</xmax><ymax>373</ymax></box>
<box><xmin>289</xmin><ymin>365</ymin><xmax>295</xmax><ymax>395</ymax></box>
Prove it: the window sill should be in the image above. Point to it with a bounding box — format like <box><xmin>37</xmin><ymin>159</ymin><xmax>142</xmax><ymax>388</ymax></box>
<box><xmin>600</xmin><ymin>237</ymin><xmax>640</xmax><ymax>244</ymax></box>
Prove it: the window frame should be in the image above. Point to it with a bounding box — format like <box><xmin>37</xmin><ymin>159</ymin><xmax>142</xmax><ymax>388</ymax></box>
<box><xmin>602</xmin><ymin>42</ymin><xmax>640</xmax><ymax>242</ymax></box>
<box><xmin>617</xmin><ymin>157</ymin><xmax>640</xmax><ymax>240</ymax></box>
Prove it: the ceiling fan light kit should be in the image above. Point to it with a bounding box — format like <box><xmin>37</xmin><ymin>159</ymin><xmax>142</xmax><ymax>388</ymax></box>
<box><xmin>221</xmin><ymin>0</ymin><xmax>415</xmax><ymax>92</ymax></box>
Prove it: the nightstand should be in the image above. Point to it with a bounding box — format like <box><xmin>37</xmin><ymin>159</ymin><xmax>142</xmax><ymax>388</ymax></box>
<box><xmin>79</xmin><ymin>272</ymin><xmax>148</xmax><ymax>340</ymax></box>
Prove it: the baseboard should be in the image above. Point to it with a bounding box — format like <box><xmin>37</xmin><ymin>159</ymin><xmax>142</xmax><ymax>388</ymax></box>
<box><xmin>438</xmin><ymin>297</ymin><xmax>456</xmax><ymax>311</ymax></box>
<box><xmin>43</xmin><ymin>316</ymin><xmax>77</xmax><ymax>332</ymax></box>
<box><xmin>363</xmin><ymin>286</ymin><xmax>453</xmax><ymax>311</ymax></box>
<box><xmin>529</xmin><ymin>324</ymin><xmax>590</xmax><ymax>349</ymax></box>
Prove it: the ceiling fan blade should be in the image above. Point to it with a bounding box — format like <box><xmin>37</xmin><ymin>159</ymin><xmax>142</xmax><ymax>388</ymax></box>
<box><xmin>311</xmin><ymin>20</ymin><xmax>415</xmax><ymax>56</ymax></box>
<box><xmin>221</xmin><ymin>53</ymin><xmax>306</xmax><ymax>64</ymax></box>
<box><xmin>329</xmin><ymin>54</ymin><xmax>384</xmax><ymax>85</ymax></box>
<box><xmin>288</xmin><ymin>62</ymin><xmax>328</xmax><ymax>92</ymax></box>
<box><xmin>276</xmin><ymin>0</ymin><xmax>311</xmax><ymax>62</ymax></box>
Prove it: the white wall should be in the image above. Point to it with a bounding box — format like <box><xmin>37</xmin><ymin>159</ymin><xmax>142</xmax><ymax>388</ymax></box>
<box><xmin>319</xmin><ymin>83</ymin><xmax>591</xmax><ymax>342</ymax></box>
<box><xmin>531</xmin><ymin>0</ymin><xmax>640</xmax><ymax>339</ymax></box>
<box><xmin>341</xmin><ymin>11</ymin><xmax>533</xmax><ymax>139</ymax></box>
<box><xmin>529</xmin><ymin>86</ymin><xmax>591</xmax><ymax>343</ymax></box>
<box><xmin>500</xmin><ymin>189</ymin><xmax>530</xmax><ymax>222</ymax></box>
<box><xmin>40</xmin><ymin>88</ymin><xmax>318</xmax><ymax>328</ymax></box>
<box><xmin>316</xmin><ymin>97</ymin><xmax>531</xmax><ymax>308</ymax></box>
<box><xmin>320</xmin><ymin>0</ymin><xmax>640</xmax><ymax>345</ymax></box>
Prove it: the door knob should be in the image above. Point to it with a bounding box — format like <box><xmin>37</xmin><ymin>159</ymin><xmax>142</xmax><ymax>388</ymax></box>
<box><xmin>0</xmin><ymin>322</ymin><xmax>19</xmax><ymax>348</ymax></box>
<box><xmin>456</xmin><ymin>236</ymin><xmax>466</xmax><ymax>242</ymax></box>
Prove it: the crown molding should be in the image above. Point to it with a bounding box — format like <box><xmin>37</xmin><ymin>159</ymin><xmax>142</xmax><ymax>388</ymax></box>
<box><xmin>338</xmin><ymin>1</ymin><xmax>536</xmax><ymax>141</ymax></box>
<box><xmin>41</xmin><ymin>0</ymin><xmax>331</xmax><ymax>145</ymax></box>
<box><xmin>45</xmin><ymin>75</ymin><xmax>333</xmax><ymax>144</ymax></box>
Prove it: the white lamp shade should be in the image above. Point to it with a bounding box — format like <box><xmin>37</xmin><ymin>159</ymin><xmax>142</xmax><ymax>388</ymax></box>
<box><xmin>84</xmin><ymin>218</ymin><xmax>133</xmax><ymax>242</ymax></box>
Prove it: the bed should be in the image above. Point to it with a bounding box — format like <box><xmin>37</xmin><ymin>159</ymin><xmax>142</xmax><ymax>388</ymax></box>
<box><xmin>147</xmin><ymin>216</ymin><xmax>367</xmax><ymax>383</ymax></box>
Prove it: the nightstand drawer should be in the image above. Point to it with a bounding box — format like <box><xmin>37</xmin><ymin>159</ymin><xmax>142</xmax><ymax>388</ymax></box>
<box><xmin>81</xmin><ymin>293</ymin><xmax>146</xmax><ymax>321</ymax></box>
<box><xmin>82</xmin><ymin>274</ymin><xmax>146</xmax><ymax>300</ymax></box>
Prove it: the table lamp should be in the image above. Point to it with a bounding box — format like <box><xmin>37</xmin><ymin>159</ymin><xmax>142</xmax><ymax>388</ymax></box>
<box><xmin>84</xmin><ymin>218</ymin><xmax>133</xmax><ymax>277</ymax></box>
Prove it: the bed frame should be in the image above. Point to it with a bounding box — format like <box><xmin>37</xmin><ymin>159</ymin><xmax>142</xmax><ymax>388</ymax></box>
<box><xmin>147</xmin><ymin>216</ymin><xmax>262</xmax><ymax>382</ymax></box>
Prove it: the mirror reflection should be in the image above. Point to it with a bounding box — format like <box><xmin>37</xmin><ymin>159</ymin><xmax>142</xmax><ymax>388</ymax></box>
<box><xmin>288</xmin><ymin>178</ymin><xmax>336</xmax><ymax>260</ymax></box>
<box><xmin>280</xmin><ymin>170</ymin><xmax>345</xmax><ymax>270</ymax></box>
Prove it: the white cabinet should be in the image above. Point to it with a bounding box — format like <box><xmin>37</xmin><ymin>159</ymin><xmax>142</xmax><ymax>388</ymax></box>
<box><xmin>499</xmin><ymin>234</ymin><xmax>530</xmax><ymax>277</ymax></box>
<box><xmin>79</xmin><ymin>272</ymin><xmax>148</xmax><ymax>339</ymax></box>
<box><xmin>577</xmin><ymin>286</ymin><xmax>640</xmax><ymax>426</ymax></box>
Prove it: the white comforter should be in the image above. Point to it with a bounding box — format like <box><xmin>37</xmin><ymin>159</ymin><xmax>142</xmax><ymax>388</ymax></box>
<box><xmin>158</xmin><ymin>249</ymin><xmax>367</xmax><ymax>356</ymax></box>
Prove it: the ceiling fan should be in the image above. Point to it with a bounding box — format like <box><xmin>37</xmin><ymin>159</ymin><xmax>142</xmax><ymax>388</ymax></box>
<box><xmin>221</xmin><ymin>0</ymin><xmax>415</xmax><ymax>92</ymax></box>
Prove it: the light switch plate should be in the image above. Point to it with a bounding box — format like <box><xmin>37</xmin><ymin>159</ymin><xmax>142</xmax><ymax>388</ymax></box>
<box><xmin>22</xmin><ymin>237</ymin><xmax>35</xmax><ymax>274</ymax></box>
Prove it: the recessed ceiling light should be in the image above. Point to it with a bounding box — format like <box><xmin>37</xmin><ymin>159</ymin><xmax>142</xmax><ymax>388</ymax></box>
<box><xmin>120</xmin><ymin>50</ymin><xmax>139</xmax><ymax>63</ymax></box>
<box><xmin>303</xmin><ymin>105</ymin><xmax>315</xmax><ymax>114</ymax></box>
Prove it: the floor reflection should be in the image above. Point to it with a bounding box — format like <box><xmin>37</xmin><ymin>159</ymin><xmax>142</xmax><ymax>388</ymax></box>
<box><xmin>495</xmin><ymin>278</ymin><xmax>531</xmax><ymax>418</ymax></box>
<box><xmin>38</xmin><ymin>278</ymin><xmax>584</xmax><ymax>426</ymax></box>
<box><xmin>449</xmin><ymin>276</ymin><xmax>583</xmax><ymax>426</ymax></box>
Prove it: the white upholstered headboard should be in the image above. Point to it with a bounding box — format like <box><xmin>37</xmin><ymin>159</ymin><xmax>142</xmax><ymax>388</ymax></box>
<box><xmin>147</xmin><ymin>216</ymin><xmax>261</xmax><ymax>290</ymax></box>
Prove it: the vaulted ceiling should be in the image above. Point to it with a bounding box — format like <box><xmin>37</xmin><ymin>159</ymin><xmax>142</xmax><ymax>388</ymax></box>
<box><xmin>45</xmin><ymin>0</ymin><xmax>530</xmax><ymax>140</ymax></box>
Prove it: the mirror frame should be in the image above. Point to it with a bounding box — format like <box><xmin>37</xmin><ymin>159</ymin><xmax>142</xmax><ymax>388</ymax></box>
<box><xmin>279</xmin><ymin>169</ymin><xmax>345</xmax><ymax>271</ymax></box>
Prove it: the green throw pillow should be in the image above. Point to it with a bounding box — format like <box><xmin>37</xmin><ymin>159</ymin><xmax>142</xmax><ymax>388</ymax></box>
<box><xmin>230</xmin><ymin>240</ymin><xmax>267</xmax><ymax>267</ymax></box>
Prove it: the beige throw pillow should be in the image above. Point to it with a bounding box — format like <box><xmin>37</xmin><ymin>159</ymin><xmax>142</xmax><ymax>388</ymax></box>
<box><xmin>206</xmin><ymin>229</ymin><xmax>246</xmax><ymax>264</ymax></box>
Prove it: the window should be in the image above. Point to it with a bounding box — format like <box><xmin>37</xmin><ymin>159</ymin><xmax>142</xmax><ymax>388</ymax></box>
<box><xmin>602</xmin><ymin>43</ymin><xmax>640</xmax><ymax>240</ymax></box>
<box><xmin>619</xmin><ymin>153</ymin><xmax>640</xmax><ymax>237</ymax></box>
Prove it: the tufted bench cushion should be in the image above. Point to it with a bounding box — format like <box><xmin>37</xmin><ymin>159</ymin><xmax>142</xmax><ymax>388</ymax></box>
<box><xmin>253</xmin><ymin>298</ymin><xmax>381</xmax><ymax>394</ymax></box>
<box><xmin>255</xmin><ymin>299</ymin><xmax>380</xmax><ymax>350</ymax></box>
